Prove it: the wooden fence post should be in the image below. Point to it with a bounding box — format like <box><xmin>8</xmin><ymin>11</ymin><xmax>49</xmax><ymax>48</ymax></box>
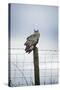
<box><xmin>33</xmin><ymin>47</ymin><xmax>40</xmax><ymax>85</ymax></box>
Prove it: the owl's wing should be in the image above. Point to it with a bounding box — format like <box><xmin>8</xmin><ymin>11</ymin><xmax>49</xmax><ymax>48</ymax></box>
<box><xmin>24</xmin><ymin>38</ymin><xmax>37</xmax><ymax>47</ymax></box>
<box><xmin>25</xmin><ymin>33</ymin><xmax>40</xmax><ymax>47</ymax></box>
<box><xmin>27</xmin><ymin>34</ymin><xmax>37</xmax><ymax>40</ymax></box>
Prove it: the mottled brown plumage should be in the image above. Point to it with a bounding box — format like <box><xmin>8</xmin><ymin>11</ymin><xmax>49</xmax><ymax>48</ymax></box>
<box><xmin>24</xmin><ymin>30</ymin><xmax>40</xmax><ymax>53</ymax></box>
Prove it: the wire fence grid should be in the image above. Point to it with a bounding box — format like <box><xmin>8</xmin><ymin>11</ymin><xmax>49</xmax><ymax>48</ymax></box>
<box><xmin>8</xmin><ymin>48</ymin><xmax>59</xmax><ymax>87</ymax></box>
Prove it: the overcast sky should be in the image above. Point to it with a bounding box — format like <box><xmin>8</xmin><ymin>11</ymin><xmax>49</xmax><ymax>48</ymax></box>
<box><xmin>10</xmin><ymin>4</ymin><xmax>58</xmax><ymax>50</ymax></box>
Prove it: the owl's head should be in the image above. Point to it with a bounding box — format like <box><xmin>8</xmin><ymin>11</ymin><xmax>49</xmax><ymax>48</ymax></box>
<box><xmin>34</xmin><ymin>29</ymin><xmax>39</xmax><ymax>34</ymax></box>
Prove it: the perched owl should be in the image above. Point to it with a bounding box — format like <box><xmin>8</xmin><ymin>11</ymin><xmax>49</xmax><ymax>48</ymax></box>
<box><xmin>24</xmin><ymin>30</ymin><xmax>40</xmax><ymax>53</ymax></box>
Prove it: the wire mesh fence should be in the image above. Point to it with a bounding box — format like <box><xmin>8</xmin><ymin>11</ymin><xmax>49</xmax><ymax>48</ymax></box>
<box><xmin>8</xmin><ymin>48</ymin><xmax>58</xmax><ymax>86</ymax></box>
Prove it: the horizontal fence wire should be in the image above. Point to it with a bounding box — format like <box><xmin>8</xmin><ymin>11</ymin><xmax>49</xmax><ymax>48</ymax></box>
<box><xmin>9</xmin><ymin>48</ymin><xmax>59</xmax><ymax>86</ymax></box>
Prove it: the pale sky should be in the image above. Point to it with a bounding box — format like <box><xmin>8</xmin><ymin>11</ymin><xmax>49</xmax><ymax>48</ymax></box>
<box><xmin>10</xmin><ymin>4</ymin><xmax>58</xmax><ymax>50</ymax></box>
